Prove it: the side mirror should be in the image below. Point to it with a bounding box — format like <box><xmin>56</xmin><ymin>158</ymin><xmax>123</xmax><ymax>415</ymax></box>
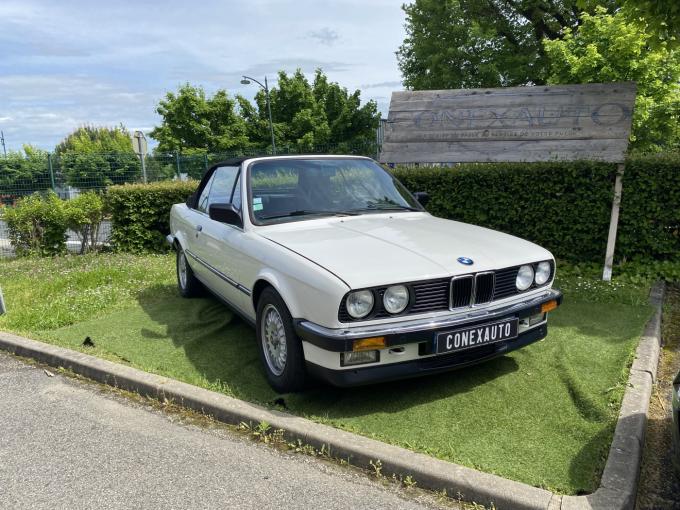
<box><xmin>209</xmin><ymin>203</ymin><xmax>243</xmax><ymax>228</ymax></box>
<box><xmin>414</xmin><ymin>191</ymin><xmax>430</xmax><ymax>207</ymax></box>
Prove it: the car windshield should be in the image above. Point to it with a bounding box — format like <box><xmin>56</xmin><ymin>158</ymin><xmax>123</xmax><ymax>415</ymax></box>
<box><xmin>248</xmin><ymin>158</ymin><xmax>421</xmax><ymax>224</ymax></box>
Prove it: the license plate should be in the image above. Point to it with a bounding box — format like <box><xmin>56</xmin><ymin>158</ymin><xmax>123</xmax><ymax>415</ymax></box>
<box><xmin>436</xmin><ymin>318</ymin><xmax>518</xmax><ymax>354</ymax></box>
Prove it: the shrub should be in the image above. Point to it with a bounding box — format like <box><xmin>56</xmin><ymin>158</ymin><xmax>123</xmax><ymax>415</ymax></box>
<box><xmin>1</xmin><ymin>192</ymin><xmax>68</xmax><ymax>256</ymax></box>
<box><xmin>64</xmin><ymin>192</ymin><xmax>107</xmax><ymax>254</ymax></box>
<box><xmin>106</xmin><ymin>180</ymin><xmax>198</xmax><ymax>253</ymax></box>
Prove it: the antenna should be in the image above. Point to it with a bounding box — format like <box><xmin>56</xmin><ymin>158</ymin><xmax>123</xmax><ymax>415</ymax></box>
<box><xmin>0</xmin><ymin>131</ymin><xmax>5</xmax><ymax>156</ymax></box>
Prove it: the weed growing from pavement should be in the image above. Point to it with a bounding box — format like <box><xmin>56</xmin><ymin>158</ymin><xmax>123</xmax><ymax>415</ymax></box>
<box><xmin>369</xmin><ymin>459</ymin><xmax>383</xmax><ymax>478</ymax></box>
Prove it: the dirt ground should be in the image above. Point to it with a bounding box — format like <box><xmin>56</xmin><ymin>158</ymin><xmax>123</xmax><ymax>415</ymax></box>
<box><xmin>637</xmin><ymin>284</ymin><xmax>680</xmax><ymax>509</ymax></box>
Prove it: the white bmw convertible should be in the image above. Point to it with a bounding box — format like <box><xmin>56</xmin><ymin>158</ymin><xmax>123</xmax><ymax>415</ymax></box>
<box><xmin>167</xmin><ymin>155</ymin><xmax>562</xmax><ymax>392</ymax></box>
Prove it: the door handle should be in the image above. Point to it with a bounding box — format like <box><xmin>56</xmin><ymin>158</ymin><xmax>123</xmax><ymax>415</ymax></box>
<box><xmin>195</xmin><ymin>225</ymin><xmax>203</xmax><ymax>232</ymax></box>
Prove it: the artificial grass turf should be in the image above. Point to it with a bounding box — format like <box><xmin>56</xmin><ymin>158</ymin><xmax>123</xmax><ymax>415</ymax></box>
<box><xmin>0</xmin><ymin>254</ymin><xmax>653</xmax><ymax>494</ymax></box>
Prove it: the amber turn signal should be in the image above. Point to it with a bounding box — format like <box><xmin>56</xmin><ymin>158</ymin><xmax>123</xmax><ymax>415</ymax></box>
<box><xmin>353</xmin><ymin>336</ymin><xmax>386</xmax><ymax>351</ymax></box>
<box><xmin>541</xmin><ymin>300</ymin><xmax>558</xmax><ymax>313</ymax></box>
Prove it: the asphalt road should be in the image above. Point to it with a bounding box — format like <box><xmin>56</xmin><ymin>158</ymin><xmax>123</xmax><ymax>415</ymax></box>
<box><xmin>0</xmin><ymin>352</ymin><xmax>448</xmax><ymax>510</ymax></box>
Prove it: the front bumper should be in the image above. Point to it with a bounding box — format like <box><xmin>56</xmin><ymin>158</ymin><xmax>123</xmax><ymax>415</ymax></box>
<box><xmin>295</xmin><ymin>289</ymin><xmax>562</xmax><ymax>387</ymax></box>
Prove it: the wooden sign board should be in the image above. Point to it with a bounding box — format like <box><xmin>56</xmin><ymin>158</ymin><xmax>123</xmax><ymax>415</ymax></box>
<box><xmin>380</xmin><ymin>82</ymin><xmax>636</xmax><ymax>164</ymax></box>
<box><xmin>131</xmin><ymin>130</ymin><xmax>148</xmax><ymax>157</ymax></box>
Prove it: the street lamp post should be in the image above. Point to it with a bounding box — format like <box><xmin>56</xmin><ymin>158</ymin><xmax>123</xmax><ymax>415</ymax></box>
<box><xmin>241</xmin><ymin>75</ymin><xmax>276</xmax><ymax>155</ymax></box>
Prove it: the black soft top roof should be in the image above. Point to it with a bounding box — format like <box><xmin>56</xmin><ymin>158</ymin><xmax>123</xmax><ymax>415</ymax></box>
<box><xmin>214</xmin><ymin>157</ymin><xmax>252</xmax><ymax>166</ymax></box>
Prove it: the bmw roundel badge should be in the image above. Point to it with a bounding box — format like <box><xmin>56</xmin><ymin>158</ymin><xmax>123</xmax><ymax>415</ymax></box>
<box><xmin>457</xmin><ymin>256</ymin><xmax>474</xmax><ymax>266</ymax></box>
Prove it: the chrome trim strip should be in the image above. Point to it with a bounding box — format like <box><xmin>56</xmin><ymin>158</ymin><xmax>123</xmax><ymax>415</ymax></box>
<box><xmin>185</xmin><ymin>249</ymin><xmax>252</xmax><ymax>296</ymax></box>
<box><xmin>299</xmin><ymin>289</ymin><xmax>560</xmax><ymax>340</ymax></box>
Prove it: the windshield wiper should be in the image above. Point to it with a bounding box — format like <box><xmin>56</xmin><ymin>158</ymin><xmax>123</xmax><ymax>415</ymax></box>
<box><xmin>353</xmin><ymin>204</ymin><xmax>421</xmax><ymax>212</ymax></box>
<box><xmin>259</xmin><ymin>209</ymin><xmax>361</xmax><ymax>220</ymax></box>
<box><xmin>375</xmin><ymin>205</ymin><xmax>421</xmax><ymax>211</ymax></box>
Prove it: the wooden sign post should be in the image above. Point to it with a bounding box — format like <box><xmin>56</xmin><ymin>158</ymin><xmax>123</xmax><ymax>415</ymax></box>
<box><xmin>379</xmin><ymin>82</ymin><xmax>637</xmax><ymax>281</ymax></box>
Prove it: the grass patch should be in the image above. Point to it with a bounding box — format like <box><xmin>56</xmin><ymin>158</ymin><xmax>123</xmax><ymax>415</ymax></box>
<box><xmin>0</xmin><ymin>253</ymin><xmax>653</xmax><ymax>494</ymax></box>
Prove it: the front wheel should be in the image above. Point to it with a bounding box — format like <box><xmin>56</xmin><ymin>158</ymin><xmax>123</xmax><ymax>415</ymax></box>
<box><xmin>256</xmin><ymin>287</ymin><xmax>307</xmax><ymax>393</ymax></box>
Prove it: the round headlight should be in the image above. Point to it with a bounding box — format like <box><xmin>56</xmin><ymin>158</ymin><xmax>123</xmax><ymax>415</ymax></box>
<box><xmin>516</xmin><ymin>265</ymin><xmax>534</xmax><ymax>291</ymax></box>
<box><xmin>346</xmin><ymin>290</ymin><xmax>374</xmax><ymax>319</ymax></box>
<box><xmin>535</xmin><ymin>261</ymin><xmax>552</xmax><ymax>286</ymax></box>
<box><xmin>383</xmin><ymin>285</ymin><xmax>409</xmax><ymax>314</ymax></box>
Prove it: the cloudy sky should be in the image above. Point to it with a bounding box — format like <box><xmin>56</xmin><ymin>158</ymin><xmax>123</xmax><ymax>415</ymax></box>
<box><xmin>0</xmin><ymin>0</ymin><xmax>406</xmax><ymax>152</ymax></box>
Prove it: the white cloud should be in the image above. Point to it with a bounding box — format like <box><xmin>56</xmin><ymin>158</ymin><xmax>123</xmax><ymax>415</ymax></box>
<box><xmin>307</xmin><ymin>27</ymin><xmax>340</xmax><ymax>46</ymax></box>
<box><xmin>0</xmin><ymin>0</ymin><xmax>407</xmax><ymax>151</ymax></box>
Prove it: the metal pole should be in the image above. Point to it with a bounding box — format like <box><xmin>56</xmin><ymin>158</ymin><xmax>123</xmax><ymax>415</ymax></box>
<box><xmin>241</xmin><ymin>75</ymin><xmax>276</xmax><ymax>155</ymax></box>
<box><xmin>47</xmin><ymin>153</ymin><xmax>56</xmax><ymax>190</ymax></box>
<box><xmin>264</xmin><ymin>76</ymin><xmax>276</xmax><ymax>155</ymax></box>
<box><xmin>175</xmin><ymin>151</ymin><xmax>181</xmax><ymax>178</ymax></box>
<box><xmin>140</xmin><ymin>154</ymin><xmax>148</xmax><ymax>184</ymax></box>
<box><xmin>0</xmin><ymin>287</ymin><xmax>5</xmax><ymax>315</ymax></box>
<box><xmin>602</xmin><ymin>163</ymin><xmax>625</xmax><ymax>281</ymax></box>
<box><xmin>204</xmin><ymin>153</ymin><xmax>209</xmax><ymax>174</ymax></box>
<box><xmin>0</xmin><ymin>131</ymin><xmax>6</xmax><ymax>156</ymax></box>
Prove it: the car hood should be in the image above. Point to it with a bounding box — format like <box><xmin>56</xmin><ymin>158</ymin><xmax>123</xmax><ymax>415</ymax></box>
<box><xmin>257</xmin><ymin>212</ymin><xmax>553</xmax><ymax>289</ymax></box>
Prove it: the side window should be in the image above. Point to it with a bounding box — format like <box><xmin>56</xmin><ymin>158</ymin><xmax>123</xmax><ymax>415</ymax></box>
<box><xmin>197</xmin><ymin>173</ymin><xmax>215</xmax><ymax>213</ymax></box>
<box><xmin>207</xmin><ymin>166</ymin><xmax>239</xmax><ymax>209</ymax></box>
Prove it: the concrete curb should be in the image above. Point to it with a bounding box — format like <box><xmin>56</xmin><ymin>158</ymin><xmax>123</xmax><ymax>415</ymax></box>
<box><xmin>0</xmin><ymin>281</ymin><xmax>665</xmax><ymax>509</ymax></box>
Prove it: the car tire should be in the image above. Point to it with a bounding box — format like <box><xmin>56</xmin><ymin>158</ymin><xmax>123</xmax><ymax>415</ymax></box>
<box><xmin>176</xmin><ymin>246</ymin><xmax>202</xmax><ymax>298</ymax></box>
<box><xmin>256</xmin><ymin>287</ymin><xmax>307</xmax><ymax>393</ymax></box>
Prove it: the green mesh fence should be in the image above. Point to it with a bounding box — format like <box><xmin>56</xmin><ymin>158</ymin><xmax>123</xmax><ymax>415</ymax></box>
<box><xmin>0</xmin><ymin>143</ymin><xmax>380</xmax><ymax>256</ymax></box>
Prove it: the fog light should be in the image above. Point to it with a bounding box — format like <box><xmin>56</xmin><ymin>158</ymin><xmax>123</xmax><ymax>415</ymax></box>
<box><xmin>342</xmin><ymin>350</ymin><xmax>379</xmax><ymax>366</ymax></box>
<box><xmin>529</xmin><ymin>312</ymin><xmax>546</xmax><ymax>326</ymax></box>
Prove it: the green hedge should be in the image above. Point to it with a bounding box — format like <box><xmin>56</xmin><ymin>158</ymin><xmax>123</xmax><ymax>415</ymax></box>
<box><xmin>392</xmin><ymin>154</ymin><xmax>680</xmax><ymax>263</ymax></box>
<box><xmin>617</xmin><ymin>153</ymin><xmax>680</xmax><ymax>261</ymax></box>
<box><xmin>104</xmin><ymin>154</ymin><xmax>680</xmax><ymax>263</ymax></box>
<box><xmin>106</xmin><ymin>180</ymin><xmax>197</xmax><ymax>253</ymax></box>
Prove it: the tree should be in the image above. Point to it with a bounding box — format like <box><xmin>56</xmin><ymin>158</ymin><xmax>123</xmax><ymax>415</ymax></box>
<box><xmin>0</xmin><ymin>146</ymin><xmax>51</xmax><ymax>202</ymax></box>
<box><xmin>151</xmin><ymin>70</ymin><xmax>380</xmax><ymax>155</ymax></box>
<box><xmin>150</xmin><ymin>84</ymin><xmax>250</xmax><ymax>154</ymax></box>
<box><xmin>243</xmin><ymin>69</ymin><xmax>380</xmax><ymax>152</ymax></box>
<box><xmin>55</xmin><ymin>126</ymin><xmax>140</xmax><ymax>188</ymax></box>
<box><xmin>544</xmin><ymin>8</ymin><xmax>680</xmax><ymax>150</ymax></box>
<box><xmin>619</xmin><ymin>0</ymin><xmax>680</xmax><ymax>47</ymax></box>
<box><xmin>397</xmin><ymin>0</ymin><xmax>613</xmax><ymax>89</ymax></box>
